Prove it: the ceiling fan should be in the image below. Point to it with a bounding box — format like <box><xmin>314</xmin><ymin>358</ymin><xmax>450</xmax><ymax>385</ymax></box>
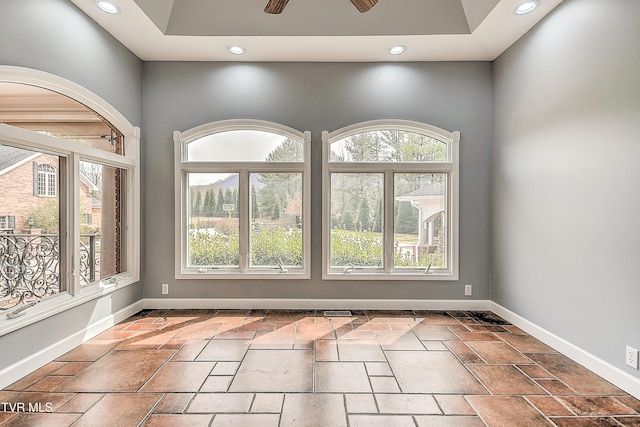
<box><xmin>265</xmin><ymin>0</ymin><xmax>378</xmax><ymax>14</ymax></box>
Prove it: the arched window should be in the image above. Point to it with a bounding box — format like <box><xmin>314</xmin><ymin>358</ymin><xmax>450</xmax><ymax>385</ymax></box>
<box><xmin>0</xmin><ymin>66</ymin><xmax>140</xmax><ymax>327</ymax></box>
<box><xmin>174</xmin><ymin>120</ymin><xmax>310</xmax><ymax>278</ymax></box>
<box><xmin>322</xmin><ymin>120</ymin><xmax>459</xmax><ymax>280</ymax></box>
<box><xmin>36</xmin><ymin>163</ymin><xmax>57</xmax><ymax>197</ymax></box>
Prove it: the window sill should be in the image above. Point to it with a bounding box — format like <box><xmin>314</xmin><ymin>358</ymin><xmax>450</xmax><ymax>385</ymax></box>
<box><xmin>322</xmin><ymin>271</ymin><xmax>458</xmax><ymax>281</ymax></box>
<box><xmin>176</xmin><ymin>270</ymin><xmax>310</xmax><ymax>280</ymax></box>
<box><xmin>0</xmin><ymin>273</ymin><xmax>138</xmax><ymax>337</ymax></box>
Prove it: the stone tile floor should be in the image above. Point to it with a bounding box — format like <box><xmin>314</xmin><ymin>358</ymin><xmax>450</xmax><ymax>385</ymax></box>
<box><xmin>1</xmin><ymin>309</ymin><xmax>639</xmax><ymax>426</ymax></box>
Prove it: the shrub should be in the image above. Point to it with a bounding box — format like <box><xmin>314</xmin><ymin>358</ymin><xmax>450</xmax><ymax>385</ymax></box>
<box><xmin>330</xmin><ymin>229</ymin><xmax>383</xmax><ymax>266</ymax></box>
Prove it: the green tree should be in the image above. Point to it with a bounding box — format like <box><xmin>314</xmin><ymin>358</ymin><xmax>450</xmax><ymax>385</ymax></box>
<box><xmin>203</xmin><ymin>189</ymin><xmax>213</xmax><ymax>217</ymax></box>
<box><xmin>372</xmin><ymin>197</ymin><xmax>383</xmax><ymax>232</ymax></box>
<box><xmin>356</xmin><ymin>198</ymin><xmax>371</xmax><ymax>231</ymax></box>
<box><xmin>232</xmin><ymin>188</ymin><xmax>239</xmax><ymax>217</ymax></box>
<box><xmin>381</xmin><ymin>130</ymin><xmax>447</xmax><ymax>162</ymax></box>
<box><xmin>193</xmin><ymin>191</ymin><xmax>202</xmax><ymax>216</ymax></box>
<box><xmin>251</xmin><ymin>187</ymin><xmax>260</xmax><ymax>220</ymax></box>
<box><xmin>344</xmin><ymin>132</ymin><xmax>386</xmax><ymax>161</ymax></box>
<box><xmin>28</xmin><ymin>198</ymin><xmax>59</xmax><ymax>234</ymax></box>
<box><xmin>265</xmin><ymin>137</ymin><xmax>303</xmax><ymax>162</ymax></box>
<box><xmin>257</xmin><ymin>138</ymin><xmax>303</xmax><ymax>221</ymax></box>
<box><xmin>271</xmin><ymin>197</ymin><xmax>281</xmax><ymax>220</ymax></box>
<box><xmin>342</xmin><ymin>210</ymin><xmax>354</xmax><ymax>230</ymax></box>
<box><xmin>216</xmin><ymin>189</ymin><xmax>225</xmax><ymax>217</ymax></box>
<box><xmin>395</xmin><ymin>201</ymin><xmax>417</xmax><ymax>234</ymax></box>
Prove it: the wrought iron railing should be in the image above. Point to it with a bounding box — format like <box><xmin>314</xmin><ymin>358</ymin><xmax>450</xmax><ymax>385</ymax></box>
<box><xmin>0</xmin><ymin>233</ymin><xmax>100</xmax><ymax>309</ymax></box>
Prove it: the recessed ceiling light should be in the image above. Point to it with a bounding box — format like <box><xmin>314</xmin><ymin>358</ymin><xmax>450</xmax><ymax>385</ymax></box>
<box><xmin>95</xmin><ymin>0</ymin><xmax>119</xmax><ymax>14</ymax></box>
<box><xmin>388</xmin><ymin>45</ymin><xmax>406</xmax><ymax>55</ymax></box>
<box><xmin>515</xmin><ymin>0</ymin><xmax>540</xmax><ymax>15</ymax></box>
<box><xmin>228</xmin><ymin>46</ymin><xmax>246</xmax><ymax>55</ymax></box>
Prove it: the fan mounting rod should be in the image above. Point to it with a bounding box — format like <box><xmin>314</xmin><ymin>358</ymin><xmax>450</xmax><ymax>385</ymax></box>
<box><xmin>265</xmin><ymin>0</ymin><xmax>378</xmax><ymax>14</ymax></box>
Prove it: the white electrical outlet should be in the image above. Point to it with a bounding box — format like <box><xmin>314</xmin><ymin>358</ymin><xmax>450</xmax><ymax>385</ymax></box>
<box><xmin>161</xmin><ymin>283</ymin><xmax>169</xmax><ymax>295</ymax></box>
<box><xmin>464</xmin><ymin>285</ymin><xmax>472</xmax><ymax>296</ymax></box>
<box><xmin>626</xmin><ymin>346</ymin><xmax>639</xmax><ymax>369</ymax></box>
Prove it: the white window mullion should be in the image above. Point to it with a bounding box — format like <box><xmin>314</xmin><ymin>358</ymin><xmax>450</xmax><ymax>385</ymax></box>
<box><xmin>68</xmin><ymin>154</ymin><xmax>80</xmax><ymax>296</ymax></box>
<box><xmin>384</xmin><ymin>171</ymin><xmax>394</xmax><ymax>273</ymax></box>
<box><xmin>239</xmin><ymin>170</ymin><xmax>249</xmax><ymax>272</ymax></box>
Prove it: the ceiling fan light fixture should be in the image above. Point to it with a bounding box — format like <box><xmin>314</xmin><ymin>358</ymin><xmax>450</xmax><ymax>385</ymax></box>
<box><xmin>388</xmin><ymin>45</ymin><xmax>406</xmax><ymax>55</ymax></box>
<box><xmin>228</xmin><ymin>46</ymin><xmax>246</xmax><ymax>55</ymax></box>
<box><xmin>515</xmin><ymin>0</ymin><xmax>540</xmax><ymax>15</ymax></box>
<box><xmin>95</xmin><ymin>0</ymin><xmax>119</xmax><ymax>14</ymax></box>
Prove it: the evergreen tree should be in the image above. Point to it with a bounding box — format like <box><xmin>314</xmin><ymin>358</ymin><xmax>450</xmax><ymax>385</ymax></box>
<box><xmin>372</xmin><ymin>197</ymin><xmax>383</xmax><ymax>232</ymax></box>
<box><xmin>265</xmin><ymin>138</ymin><xmax>303</xmax><ymax>162</ymax></box>
<box><xmin>342</xmin><ymin>210</ymin><xmax>354</xmax><ymax>230</ymax></box>
<box><xmin>356</xmin><ymin>198</ymin><xmax>371</xmax><ymax>231</ymax></box>
<box><xmin>224</xmin><ymin>187</ymin><xmax>233</xmax><ymax>204</ymax></box>
<box><xmin>193</xmin><ymin>191</ymin><xmax>202</xmax><ymax>216</ymax></box>
<box><xmin>272</xmin><ymin>197</ymin><xmax>281</xmax><ymax>220</ymax></box>
<box><xmin>395</xmin><ymin>201</ymin><xmax>417</xmax><ymax>234</ymax></box>
<box><xmin>251</xmin><ymin>187</ymin><xmax>260</xmax><ymax>219</ymax></box>
<box><xmin>203</xmin><ymin>189</ymin><xmax>213</xmax><ymax>217</ymax></box>
<box><xmin>216</xmin><ymin>189</ymin><xmax>225</xmax><ymax>217</ymax></box>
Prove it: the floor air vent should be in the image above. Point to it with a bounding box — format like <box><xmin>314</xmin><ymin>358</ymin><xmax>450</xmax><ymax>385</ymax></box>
<box><xmin>323</xmin><ymin>310</ymin><xmax>353</xmax><ymax>317</ymax></box>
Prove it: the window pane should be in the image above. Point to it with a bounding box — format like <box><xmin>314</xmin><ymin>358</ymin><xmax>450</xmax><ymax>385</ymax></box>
<box><xmin>78</xmin><ymin>161</ymin><xmax>125</xmax><ymax>285</ymax></box>
<box><xmin>187</xmin><ymin>173</ymin><xmax>239</xmax><ymax>267</ymax></box>
<box><xmin>250</xmin><ymin>173</ymin><xmax>303</xmax><ymax>268</ymax></box>
<box><xmin>187</xmin><ymin>131</ymin><xmax>303</xmax><ymax>162</ymax></box>
<box><xmin>331</xmin><ymin>130</ymin><xmax>447</xmax><ymax>163</ymax></box>
<box><xmin>394</xmin><ymin>173</ymin><xmax>447</xmax><ymax>269</ymax></box>
<box><xmin>37</xmin><ymin>164</ymin><xmax>57</xmax><ymax>197</ymax></box>
<box><xmin>0</xmin><ymin>83</ymin><xmax>124</xmax><ymax>155</ymax></box>
<box><xmin>0</xmin><ymin>144</ymin><xmax>62</xmax><ymax>308</ymax></box>
<box><xmin>330</xmin><ymin>173</ymin><xmax>383</xmax><ymax>268</ymax></box>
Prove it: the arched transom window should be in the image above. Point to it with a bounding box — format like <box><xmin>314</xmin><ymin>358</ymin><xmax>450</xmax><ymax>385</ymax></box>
<box><xmin>174</xmin><ymin>120</ymin><xmax>310</xmax><ymax>279</ymax></box>
<box><xmin>322</xmin><ymin>120</ymin><xmax>459</xmax><ymax>280</ymax></box>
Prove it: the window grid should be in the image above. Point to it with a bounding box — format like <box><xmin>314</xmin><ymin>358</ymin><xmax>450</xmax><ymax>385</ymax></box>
<box><xmin>0</xmin><ymin>67</ymin><xmax>140</xmax><ymax>336</ymax></box>
<box><xmin>322</xmin><ymin>120</ymin><xmax>460</xmax><ymax>281</ymax></box>
<box><xmin>37</xmin><ymin>164</ymin><xmax>57</xmax><ymax>197</ymax></box>
<box><xmin>175</xmin><ymin>120</ymin><xmax>311</xmax><ymax>279</ymax></box>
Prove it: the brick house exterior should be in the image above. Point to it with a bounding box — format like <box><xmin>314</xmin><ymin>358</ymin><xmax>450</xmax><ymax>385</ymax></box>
<box><xmin>0</xmin><ymin>145</ymin><xmax>100</xmax><ymax>233</ymax></box>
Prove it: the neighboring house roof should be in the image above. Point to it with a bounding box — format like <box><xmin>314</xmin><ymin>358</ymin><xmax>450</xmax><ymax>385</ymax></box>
<box><xmin>80</xmin><ymin>174</ymin><xmax>99</xmax><ymax>193</ymax></box>
<box><xmin>0</xmin><ymin>145</ymin><xmax>39</xmax><ymax>176</ymax></box>
<box><xmin>396</xmin><ymin>181</ymin><xmax>445</xmax><ymax>201</ymax></box>
<box><xmin>0</xmin><ymin>146</ymin><xmax>100</xmax><ymax>195</ymax></box>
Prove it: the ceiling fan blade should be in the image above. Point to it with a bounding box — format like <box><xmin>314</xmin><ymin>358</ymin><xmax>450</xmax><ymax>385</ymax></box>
<box><xmin>265</xmin><ymin>0</ymin><xmax>290</xmax><ymax>14</ymax></box>
<box><xmin>349</xmin><ymin>0</ymin><xmax>378</xmax><ymax>13</ymax></box>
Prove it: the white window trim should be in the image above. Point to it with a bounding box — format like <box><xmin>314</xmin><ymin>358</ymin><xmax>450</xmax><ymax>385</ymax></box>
<box><xmin>0</xmin><ymin>66</ymin><xmax>140</xmax><ymax>336</ymax></box>
<box><xmin>322</xmin><ymin>119</ymin><xmax>459</xmax><ymax>281</ymax></box>
<box><xmin>174</xmin><ymin>119</ymin><xmax>311</xmax><ymax>279</ymax></box>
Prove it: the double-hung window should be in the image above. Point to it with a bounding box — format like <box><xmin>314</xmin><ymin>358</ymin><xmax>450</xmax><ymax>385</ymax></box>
<box><xmin>322</xmin><ymin>120</ymin><xmax>459</xmax><ymax>280</ymax></box>
<box><xmin>174</xmin><ymin>120</ymin><xmax>310</xmax><ymax>278</ymax></box>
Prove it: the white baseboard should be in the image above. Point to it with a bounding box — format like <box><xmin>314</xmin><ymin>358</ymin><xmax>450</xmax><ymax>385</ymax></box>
<box><xmin>144</xmin><ymin>298</ymin><xmax>492</xmax><ymax>311</ymax></box>
<box><xmin>491</xmin><ymin>302</ymin><xmax>640</xmax><ymax>400</ymax></box>
<box><xmin>0</xmin><ymin>300</ymin><xmax>144</xmax><ymax>390</ymax></box>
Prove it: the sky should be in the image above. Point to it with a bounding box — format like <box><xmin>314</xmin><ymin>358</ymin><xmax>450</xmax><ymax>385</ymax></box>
<box><xmin>187</xmin><ymin>130</ymin><xmax>295</xmax><ymax>186</ymax></box>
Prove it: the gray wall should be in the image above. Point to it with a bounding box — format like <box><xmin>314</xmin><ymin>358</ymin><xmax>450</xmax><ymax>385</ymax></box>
<box><xmin>0</xmin><ymin>0</ymin><xmax>142</xmax><ymax>123</ymax></box>
<box><xmin>143</xmin><ymin>61</ymin><xmax>493</xmax><ymax>301</ymax></box>
<box><xmin>492</xmin><ymin>0</ymin><xmax>640</xmax><ymax>378</ymax></box>
<box><xmin>0</xmin><ymin>0</ymin><xmax>143</xmax><ymax>370</ymax></box>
